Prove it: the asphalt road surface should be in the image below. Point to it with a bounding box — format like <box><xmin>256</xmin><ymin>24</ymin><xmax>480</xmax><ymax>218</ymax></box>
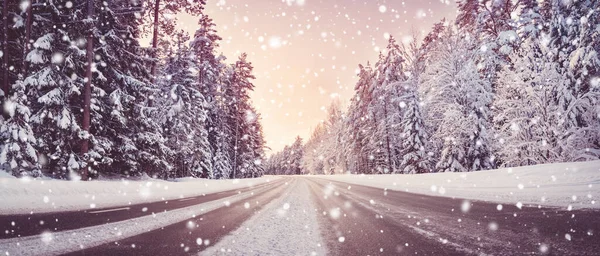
<box><xmin>1</xmin><ymin>176</ymin><xmax>599</xmax><ymax>255</ymax></box>
<box><xmin>304</xmin><ymin>177</ymin><xmax>600</xmax><ymax>256</ymax></box>
<box><xmin>0</xmin><ymin>177</ymin><xmax>284</xmax><ymax>239</ymax></box>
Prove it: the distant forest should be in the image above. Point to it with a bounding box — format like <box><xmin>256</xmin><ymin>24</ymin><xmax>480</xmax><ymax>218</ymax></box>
<box><xmin>266</xmin><ymin>0</ymin><xmax>600</xmax><ymax>175</ymax></box>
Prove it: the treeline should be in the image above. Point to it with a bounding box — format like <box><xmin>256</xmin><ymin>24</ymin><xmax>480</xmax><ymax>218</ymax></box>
<box><xmin>266</xmin><ymin>0</ymin><xmax>599</xmax><ymax>175</ymax></box>
<box><xmin>0</xmin><ymin>0</ymin><xmax>266</xmax><ymax>180</ymax></box>
<box><xmin>264</xmin><ymin>136</ymin><xmax>304</xmax><ymax>175</ymax></box>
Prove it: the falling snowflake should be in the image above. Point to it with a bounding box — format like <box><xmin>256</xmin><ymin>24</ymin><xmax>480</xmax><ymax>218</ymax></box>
<box><xmin>186</xmin><ymin>221</ymin><xmax>196</xmax><ymax>229</ymax></box>
<box><xmin>378</xmin><ymin>5</ymin><xmax>387</xmax><ymax>13</ymax></box>
<box><xmin>329</xmin><ymin>208</ymin><xmax>341</xmax><ymax>219</ymax></box>
<box><xmin>461</xmin><ymin>200</ymin><xmax>471</xmax><ymax>213</ymax></box>
<box><xmin>488</xmin><ymin>222</ymin><xmax>499</xmax><ymax>231</ymax></box>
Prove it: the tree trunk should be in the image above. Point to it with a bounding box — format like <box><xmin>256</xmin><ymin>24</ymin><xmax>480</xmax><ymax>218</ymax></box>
<box><xmin>81</xmin><ymin>0</ymin><xmax>94</xmax><ymax>181</ymax></box>
<box><xmin>232</xmin><ymin>116</ymin><xmax>238</xmax><ymax>179</ymax></box>
<box><xmin>2</xmin><ymin>0</ymin><xmax>9</xmax><ymax>97</ymax></box>
<box><xmin>150</xmin><ymin>0</ymin><xmax>160</xmax><ymax>82</ymax></box>
<box><xmin>22</xmin><ymin>0</ymin><xmax>33</xmax><ymax>76</ymax></box>
<box><xmin>383</xmin><ymin>101</ymin><xmax>393</xmax><ymax>173</ymax></box>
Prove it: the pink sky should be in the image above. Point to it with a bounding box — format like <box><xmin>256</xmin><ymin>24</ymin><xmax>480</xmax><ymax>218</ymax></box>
<box><xmin>173</xmin><ymin>0</ymin><xmax>458</xmax><ymax>153</ymax></box>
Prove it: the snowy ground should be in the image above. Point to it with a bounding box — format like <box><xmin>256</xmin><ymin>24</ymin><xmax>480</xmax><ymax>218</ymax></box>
<box><xmin>316</xmin><ymin>161</ymin><xmax>600</xmax><ymax>209</ymax></box>
<box><xmin>0</xmin><ymin>175</ymin><xmax>279</xmax><ymax>214</ymax></box>
<box><xmin>201</xmin><ymin>179</ymin><xmax>326</xmax><ymax>256</ymax></box>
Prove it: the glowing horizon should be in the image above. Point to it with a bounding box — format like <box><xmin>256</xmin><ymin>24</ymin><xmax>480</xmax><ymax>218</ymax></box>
<box><xmin>172</xmin><ymin>0</ymin><xmax>457</xmax><ymax>153</ymax></box>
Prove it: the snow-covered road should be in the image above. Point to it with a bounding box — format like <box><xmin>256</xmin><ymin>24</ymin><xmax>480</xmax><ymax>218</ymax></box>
<box><xmin>2</xmin><ymin>169</ymin><xmax>600</xmax><ymax>255</ymax></box>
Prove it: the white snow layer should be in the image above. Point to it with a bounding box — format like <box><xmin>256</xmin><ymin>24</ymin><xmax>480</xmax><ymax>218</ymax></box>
<box><xmin>317</xmin><ymin>161</ymin><xmax>600</xmax><ymax>209</ymax></box>
<box><xmin>0</xmin><ymin>182</ymin><xmax>278</xmax><ymax>256</ymax></box>
<box><xmin>0</xmin><ymin>176</ymin><xmax>280</xmax><ymax>214</ymax></box>
<box><xmin>201</xmin><ymin>179</ymin><xmax>327</xmax><ymax>256</ymax></box>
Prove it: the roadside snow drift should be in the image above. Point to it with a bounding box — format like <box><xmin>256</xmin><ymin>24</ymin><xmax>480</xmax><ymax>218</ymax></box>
<box><xmin>0</xmin><ymin>175</ymin><xmax>279</xmax><ymax>214</ymax></box>
<box><xmin>317</xmin><ymin>161</ymin><xmax>600</xmax><ymax>209</ymax></box>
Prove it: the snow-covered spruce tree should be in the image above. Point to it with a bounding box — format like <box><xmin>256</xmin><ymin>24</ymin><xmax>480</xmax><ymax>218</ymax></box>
<box><xmin>342</xmin><ymin>63</ymin><xmax>376</xmax><ymax>174</ymax></box>
<box><xmin>495</xmin><ymin>40</ymin><xmax>568</xmax><ymax>166</ymax></box>
<box><xmin>395</xmin><ymin>34</ymin><xmax>431</xmax><ymax>174</ymax></box>
<box><xmin>0</xmin><ymin>77</ymin><xmax>40</xmax><ymax>177</ymax></box>
<box><xmin>367</xmin><ymin>36</ymin><xmax>408</xmax><ymax>173</ymax></box>
<box><xmin>287</xmin><ymin>136</ymin><xmax>304</xmax><ymax>175</ymax></box>
<box><xmin>434</xmin><ymin>105</ymin><xmax>470</xmax><ymax>173</ymax></box>
<box><xmin>542</xmin><ymin>0</ymin><xmax>600</xmax><ymax>160</ymax></box>
<box><xmin>212</xmin><ymin>65</ymin><xmax>235</xmax><ymax>179</ymax></box>
<box><xmin>226</xmin><ymin>53</ymin><xmax>259</xmax><ymax>179</ymax></box>
<box><xmin>212</xmin><ymin>144</ymin><xmax>232</xmax><ymax>179</ymax></box>
<box><xmin>320</xmin><ymin>101</ymin><xmax>344</xmax><ymax>174</ymax></box>
<box><xmin>1</xmin><ymin>0</ymin><xmax>27</xmax><ymax>100</ymax></box>
<box><xmin>80</xmin><ymin>0</ymin><xmax>171</xmax><ymax>178</ymax></box>
<box><xmin>301</xmin><ymin>123</ymin><xmax>327</xmax><ymax>174</ymax></box>
<box><xmin>190</xmin><ymin>14</ymin><xmax>222</xmax><ymax>97</ymax></box>
<box><xmin>19</xmin><ymin>1</ymin><xmax>91</xmax><ymax>179</ymax></box>
<box><xmin>420</xmin><ymin>19</ymin><xmax>448</xmax><ymax>62</ymax></box>
<box><xmin>239</xmin><ymin>107</ymin><xmax>266</xmax><ymax>178</ymax></box>
<box><xmin>398</xmin><ymin>92</ymin><xmax>431</xmax><ymax>174</ymax></box>
<box><xmin>518</xmin><ymin>0</ymin><xmax>545</xmax><ymax>40</ymax></box>
<box><xmin>421</xmin><ymin>27</ymin><xmax>495</xmax><ymax>172</ymax></box>
<box><xmin>189</xmin><ymin>14</ymin><xmax>231</xmax><ymax>179</ymax></box>
<box><xmin>456</xmin><ymin>0</ymin><xmax>519</xmax><ymax>80</ymax></box>
<box><xmin>418</xmin><ymin>20</ymin><xmax>451</xmax><ymax>162</ymax></box>
<box><xmin>25</xmin><ymin>34</ymin><xmax>84</xmax><ymax>178</ymax></box>
<box><xmin>141</xmin><ymin>0</ymin><xmax>205</xmax><ymax>80</ymax></box>
<box><xmin>157</xmin><ymin>30</ymin><xmax>212</xmax><ymax>178</ymax></box>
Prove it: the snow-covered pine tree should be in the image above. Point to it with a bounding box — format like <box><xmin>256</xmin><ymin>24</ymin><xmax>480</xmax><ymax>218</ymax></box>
<box><xmin>0</xmin><ymin>76</ymin><xmax>40</xmax><ymax>177</ymax></box>
<box><xmin>301</xmin><ymin>123</ymin><xmax>327</xmax><ymax>174</ymax></box>
<box><xmin>80</xmin><ymin>0</ymin><xmax>171</xmax><ymax>178</ymax></box>
<box><xmin>455</xmin><ymin>0</ymin><xmax>519</xmax><ymax>94</ymax></box>
<box><xmin>0</xmin><ymin>1</ymin><xmax>82</xmax><ymax>179</ymax></box>
<box><xmin>288</xmin><ymin>136</ymin><xmax>304</xmax><ymax>175</ymax></box>
<box><xmin>191</xmin><ymin>14</ymin><xmax>222</xmax><ymax>96</ymax></box>
<box><xmin>421</xmin><ymin>27</ymin><xmax>495</xmax><ymax>172</ymax></box>
<box><xmin>24</xmin><ymin>31</ymin><xmax>84</xmax><ymax>178</ymax></box>
<box><xmin>212</xmin><ymin>144</ymin><xmax>232</xmax><ymax>179</ymax></box>
<box><xmin>158</xmin><ymin>30</ymin><xmax>212</xmax><ymax>178</ymax></box>
<box><xmin>395</xmin><ymin>34</ymin><xmax>431</xmax><ymax>174</ymax></box>
<box><xmin>1</xmin><ymin>0</ymin><xmax>7</xmax><ymax>99</ymax></box>
<box><xmin>214</xmin><ymin>64</ymin><xmax>237</xmax><ymax>178</ymax></box>
<box><xmin>368</xmin><ymin>36</ymin><xmax>408</xmax><ymax>173</ymax></box>
<box><xmin>189</xmin><ymin>14</ymin><xmax>231</xmax><ymax>179</ymax></box>
<box><xmin>227</xmin><ymin>53</ymin><xmax>257</xmax><ymax>178</ymax></box>
<box><xmin>542</xmin><ymin>0</ymin><xmax>600</xmax><ymax>160</ymax></box>
<box><xmin>321</xmin><ymin>101</ymin><xmax>344</xmax><ymax>174</ymax></box>
<box><xmin>239</xmin><ymin>107</ymin><xmax>266</xmax><ymax>178</ymax></box>
<box><xmin>343</xmin><ymin>63</ymin><xmax>376</xmax><ymax>174</ymax></box>
<box><xmin>421</xmin><ymin>19</ymin><xmax>447</xmax><ymax>62</ymax></box>
<box><xmin>398</xmin><ymin>94</ymin><xmax>430</xmax><ymax>174</ymax></box>
<box><xmin>1</xmin><ymin>0</ymin><xmax>25</xmax><ymax>100</ymax></box>
<box><xmin>143</xmin><ymin>0</ymin><xmax>205</xmax><ymax>80</ymax></box>
<box><xmin>495</xmin><ymin>39</ymin><xmax>568</xmax><ymax>166</ymax></box>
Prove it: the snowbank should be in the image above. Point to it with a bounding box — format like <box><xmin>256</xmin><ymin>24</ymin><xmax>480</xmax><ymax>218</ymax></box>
<box><xmin>316</xmin><ymin>161</ymin><xmax>600</xmax><ymax>209</ymax></box>
<box><xmin>0</xmin><ymin>175</ymin><xmax>280</xmax><ymax>214</ymax></box>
